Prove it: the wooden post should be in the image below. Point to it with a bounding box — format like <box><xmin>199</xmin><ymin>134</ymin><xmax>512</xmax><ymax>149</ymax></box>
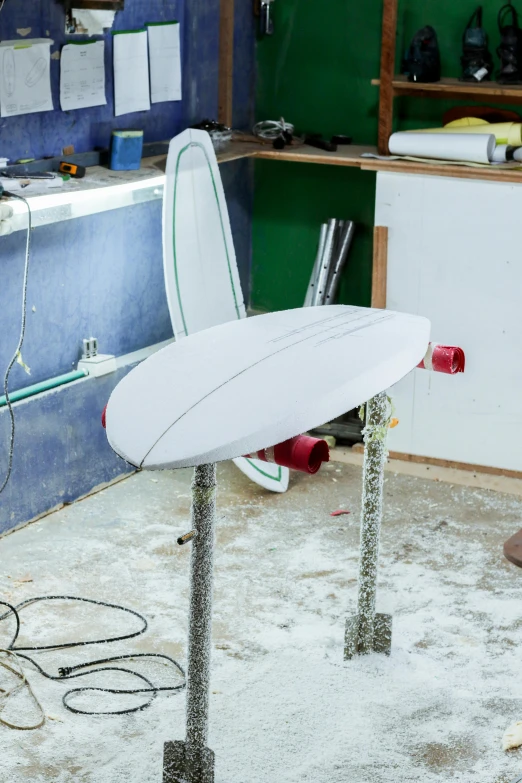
<box><xmin>218</xmin><ymin>0</ymin><xmax>235</xmax><ymax>127</ymax></box>
<box><xmin>371</xmin><ymin>226</ymin><xmax>388</xmax><ymax>309</ymax></box>
<box><xmin>377</xmin><ymin>0</ymin><xmax>398</xmax><ymax>155</ymax></box>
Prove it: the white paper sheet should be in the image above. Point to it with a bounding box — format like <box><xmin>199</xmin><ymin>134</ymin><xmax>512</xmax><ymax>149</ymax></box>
<box><xmin>0</xmin><ymin>39</ymin><xmax>53</xmax><ymax>118</ymax></box>
<box><xmin>60</xmin><ymin>41</ymin><xmax>106</xmax><ymax>111</ymax></box>
<box><xmin>113</xmin><ymin>29</ymin><xmax>150</xmax><ymax>117</ymax></box>
<box><xmin>147</xmin><ymin>22</ymin><xmax>182</xmax><ymax>103</ymax></box>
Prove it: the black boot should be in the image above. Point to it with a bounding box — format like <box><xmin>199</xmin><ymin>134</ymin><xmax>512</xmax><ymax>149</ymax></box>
<box><xmin>460</xmin><ymin>6</ymin><xmax>493</xmax><ymax>81</ymax></box>
<box><xmin>497</xmin><ymin>3</ymin><xmax>522</xmax><ymax>84</ymax></box>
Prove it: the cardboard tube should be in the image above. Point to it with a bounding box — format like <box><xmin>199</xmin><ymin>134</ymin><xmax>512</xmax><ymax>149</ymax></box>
<box><xmin>245</xmin><ymin>435</ymin><xmax>330</xmax><ymax>474</ymax></box>
<box><xmin>491</xmin><ymin>144</ymin><xmax>514</xmax><ymax>163</ymax></box>
<box><xmin>389</xmin><ymin>132</ymin><xmax>495</xmax><ymax>164</ymax></box>
<box><xmin>417</xmin><ymin>343</ymin><xmax>466</xmax><ymax>374</ymax></box>
<box><xmin>412</xmin><ymin>121</ymin><xmax>522</xmax><ymax>146</ymax></box>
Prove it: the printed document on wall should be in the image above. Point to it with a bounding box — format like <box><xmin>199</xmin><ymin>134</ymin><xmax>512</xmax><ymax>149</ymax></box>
<box><xmin>113</xmin><ymin>29</ymin><xmax>150</xmax><ymax>116</ymax></box>
<box><xmin>0</xmin><ymin>39</ymin><xmax>53</xmax><ymax>118</ymax></box>
<box><xmin>147</xmin><ymin>22</ymin><xmax>182</xmax><ymax>103</ymax></box>
<box><xmin>60</xmin><ymin>41</ymin><xmax>106</xmax><ymax>111</ymax></box>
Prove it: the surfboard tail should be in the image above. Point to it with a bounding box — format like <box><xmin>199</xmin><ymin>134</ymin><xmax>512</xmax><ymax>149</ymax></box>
<box><xmin>232</xmin><ymin>457</ymin><xmax>289</xmax><ymax>493</ymax></box>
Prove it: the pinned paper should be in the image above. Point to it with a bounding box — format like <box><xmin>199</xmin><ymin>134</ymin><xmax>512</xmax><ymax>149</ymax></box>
<box><xmin>147</xmin><ymin>22</ymin><xmax>182</xmax><ymax>103</ymax></box>
<box><xmin>60</xmin><ymin>41</ymin><xmax>106</xmax><ymax>111</ymax></box>
<box><xmin>0</xmin><ymin>39</ymin><xmax>53</xmax><ymax>118</ymax></box>
<box><xmin>112</xmin><ymin>29</ymin><xmax>150</xmax><ymax>117</ymax></box>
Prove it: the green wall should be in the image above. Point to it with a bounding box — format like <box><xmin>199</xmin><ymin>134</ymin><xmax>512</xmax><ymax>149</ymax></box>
<box><xmin>251</xmin><ymin>0</ymin><xmax>508</xmax><ymax>312</ymax></box>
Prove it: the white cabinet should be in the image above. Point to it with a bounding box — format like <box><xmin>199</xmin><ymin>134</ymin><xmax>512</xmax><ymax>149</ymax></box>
<box><xmin>375</xmin><ymin>171</ymin><xmax>522</xmax><ymax>472</ymax></box>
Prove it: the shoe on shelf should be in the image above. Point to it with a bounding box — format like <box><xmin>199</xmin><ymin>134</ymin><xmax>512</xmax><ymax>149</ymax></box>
<box><xmin>497</xmin><ymin>3</ymin><xmax>522</xmax><ymax>84</ymax></box>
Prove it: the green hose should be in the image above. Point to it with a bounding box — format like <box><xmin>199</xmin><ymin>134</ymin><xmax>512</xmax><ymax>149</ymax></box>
<box><xmin>0</xmin><ymin>369</ymin><xmax>88</xmax><ymax>408</ymax></box>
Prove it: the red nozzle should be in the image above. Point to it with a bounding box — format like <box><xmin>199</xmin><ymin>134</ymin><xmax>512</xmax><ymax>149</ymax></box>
<box><xmin>245</xmin><ymin>435</ymin><xmax>330</xmax><ymax>475</ymax></box>
<box><xmin>418</xmin><ymin>343</ymin><xmax>465</xmax><ymax>374</ymax></box>
<box><xmin>101</xmin><ymin>404</ymin><xmax>107</xmax><ymax>429</ymax></box>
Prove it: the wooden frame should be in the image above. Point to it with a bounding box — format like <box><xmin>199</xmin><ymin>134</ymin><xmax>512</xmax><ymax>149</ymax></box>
<box><xmin>371</xmin><ymin>226</ymin><xmax>388</xmax><ymax>308</ymax></box>
<box><xmin>377</xmin><ymin>0</ymin><xmax>398</xmax><ymax>155</ymax></box>
<box><xmin>218</xmin><ymin>0</ymin><xmax>235</xmax><ymax>127</ymax></box>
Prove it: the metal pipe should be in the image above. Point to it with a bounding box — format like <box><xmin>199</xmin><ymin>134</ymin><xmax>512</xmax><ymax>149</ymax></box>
<box><xmin>304</xmin><ymin>223</ymin><xmax>327</xmax><ymax>306</ymax></box>
<box><xmin>311</xmin><ymin>218</ymin><xmax>337</xmax><ymax>306</ymax></box>
<box><xmin>355</xmin><ymin>391</ymin><xmax>388</xmax><ymax>654</ymax></box>
<box><xmin>0</xmin><ymin>369</ymin><xmax>88</xmax><ymax>408</ymax></box>
<box><xmin>324</xmin><ymin>221</ymin><xmax>356</xmax><ymax>305</ymax></box>
<box><xmin>186</xmin><ymin>463</ymin><xmax>217</xmax><ymax>754</ymax></box>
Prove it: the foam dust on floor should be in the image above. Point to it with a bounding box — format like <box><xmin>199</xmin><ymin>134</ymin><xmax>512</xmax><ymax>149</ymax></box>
<box><xmin>0</xmin><ymin>463</ymin><xmax>521</xmax><ymax>783</ymax></box>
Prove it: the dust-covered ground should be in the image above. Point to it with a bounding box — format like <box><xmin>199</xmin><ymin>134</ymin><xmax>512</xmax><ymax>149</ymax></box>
<box><xmin>1</xmin><ymin>460</ymin><xmax>521</xmax><ymax>782</ymax></box>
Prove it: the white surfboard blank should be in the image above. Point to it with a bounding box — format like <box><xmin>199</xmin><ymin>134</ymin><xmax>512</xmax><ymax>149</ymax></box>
<box><xmin>162</xmin><ymin>128</ymin><xmax>246</xmax><ymax>338</ymax></box>
<box><xmin>106</xmin><ymin>305</ymin><xmax>430</xmax><ymax>470</ymax></box>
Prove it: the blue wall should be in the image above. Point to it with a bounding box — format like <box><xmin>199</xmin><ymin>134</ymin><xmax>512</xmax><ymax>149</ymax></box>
<box><xmin>1</xmin><ymin>202</ymin><xmax>172</xmax><ymax>392</ymax></box>
<box><xmin>0</xmin><ymin>0</ymin><xmax>186</xmax><ymax>162</ymax></box>
<box><xmin>0</xmin><ymin>371</ymin><xmax>135</xmax><ymax>535</ymax></box>
<box><xmin>0</xmin><ymin>0</ymin><xmax>256</xmax><ymax>533</ymax></box>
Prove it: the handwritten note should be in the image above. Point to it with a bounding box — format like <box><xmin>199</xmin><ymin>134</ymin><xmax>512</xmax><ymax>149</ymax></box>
<box><xmin>113</xmin><ymin>29</ymin><xmax>150</xmax><ymax>117</ymax></box>
<box><xmin>147</xmin><ymin>22</ymin><xmax>182</xmax><ymax>104</ymax></box>
<box><xmin>60</xmin><ymin>41</ymin><xmax>106</xmax><ymax>111</ymax></box>
<box><xmin>0</xmin><ymin>39</ymin><xmax>53</xmax><ymax>118</ymax></box>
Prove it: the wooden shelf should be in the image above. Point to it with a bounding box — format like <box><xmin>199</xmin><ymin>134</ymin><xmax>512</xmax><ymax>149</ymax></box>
<box><xmin>217</xmin><ymin>140</ymin><xmax>522</xmax><ymax>185</ymax></box>
<box><xmin>374</xmin><ymin>0</ymin><xmax>522</xmax><ymax>153</ymax></box>
<box><xmin>218</xmin><ymin>141</ymin><xmax>378</xmax><ymax>168</ymax></box>
<box><xmin>360</xmin><ymin>156</ymin><xmax>522</xmax><ymax>184</ymax></box>
<box><xmin>255</xmin><ymin>143</ymin><xmax>377</xmax><ymax>167</ymax></box>
<box><xmin>372</xmin><ymin>75</ymin><xmax>522</xmax><ymax>103</ymax></box>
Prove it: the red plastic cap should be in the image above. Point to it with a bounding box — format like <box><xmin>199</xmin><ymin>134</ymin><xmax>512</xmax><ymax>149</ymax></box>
<box><xmin>273</xmin><ymin>435</ymin><xmax>330</xmax><ymax>474</ymax></box>
<box><xmin>418</xmin><ymin>344</ymin><xmax>466</xmax><ymax>374</ymax></box>
<box><xmin>101</xmin><ymin>404</ymin><xmax>107</xmax><ymax>429</ymax></box>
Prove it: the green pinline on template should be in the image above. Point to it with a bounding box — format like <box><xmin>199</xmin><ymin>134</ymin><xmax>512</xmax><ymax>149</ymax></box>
<box><xmin>172</xmin><ymin>142</ymin><xmax>241</xmax><ymax>335</ymax></box>
<box><xmin>245</xmin><ymin>459</ymin><xmax>283</xmax><ymax>483</ymax></box>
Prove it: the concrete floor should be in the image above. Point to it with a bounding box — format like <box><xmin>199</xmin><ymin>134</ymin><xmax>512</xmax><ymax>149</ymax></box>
<box><xmin>1</xmin><ymin>459</ymin><xmax>522</xmax><ymax>782</ymax></box>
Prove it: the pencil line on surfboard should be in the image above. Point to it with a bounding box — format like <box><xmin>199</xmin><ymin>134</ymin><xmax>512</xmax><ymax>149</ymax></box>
<box><xmin>139</xmin><ymin>310</ymin><xmax>401</xmax><ymax>467</ymax></box>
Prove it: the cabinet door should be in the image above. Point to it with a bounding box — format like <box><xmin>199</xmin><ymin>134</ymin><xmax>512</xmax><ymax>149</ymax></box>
<box><xmin>375</xmin><ymin>171</ymin><xmax>522</xmax><ymax>472</ymax></box>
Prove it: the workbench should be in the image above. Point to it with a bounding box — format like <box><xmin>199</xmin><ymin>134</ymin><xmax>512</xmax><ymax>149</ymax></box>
<box><xmin>10</xmin><ymin>140</ymin><xmax>522</xmax><ymax>234</ymax></box>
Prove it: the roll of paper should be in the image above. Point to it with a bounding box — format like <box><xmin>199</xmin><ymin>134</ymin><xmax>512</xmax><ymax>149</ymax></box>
<box><xmin>417</xmin><ymin>343</ymin><xmax>465</xmax><ymax>374</ymax></box>
<box><xmin>245</xmin><ymin>435</ymin><xmax>330</xmax><ymax>474</ymax></box>
<box><xmin>0</xmin><ymin>203</ymin><xmax>13</xmax><ymax>220</ymax></box>
<box><xmin>491</xmin><ymin>144</ymin><xmax>511</xmax><ymax>163</ymax></box>
<box><xmin>389</xmin><ymin>132</ymin><xmax>495</xmax><ymax>164</ymax></box>
<box><xmin>413</xmin><ymin>120</ymin><xmax>522</xmax><ymax>146</ymax></box>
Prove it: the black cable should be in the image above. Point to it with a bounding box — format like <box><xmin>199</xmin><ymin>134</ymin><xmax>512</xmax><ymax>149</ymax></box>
<box><xmin>0</xmin><ymin>192</ymin><xmax>32</xmax><ymax>496</ymax></box>
<box><xmin>0</xmin><ymin>595</ymin><xmax>148</xmax><ymax>650</ymax></box>
<box><xmin>0</xmin><ymin>596</ymin><xmax>186</xmax><ymax>717</ymax></box>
